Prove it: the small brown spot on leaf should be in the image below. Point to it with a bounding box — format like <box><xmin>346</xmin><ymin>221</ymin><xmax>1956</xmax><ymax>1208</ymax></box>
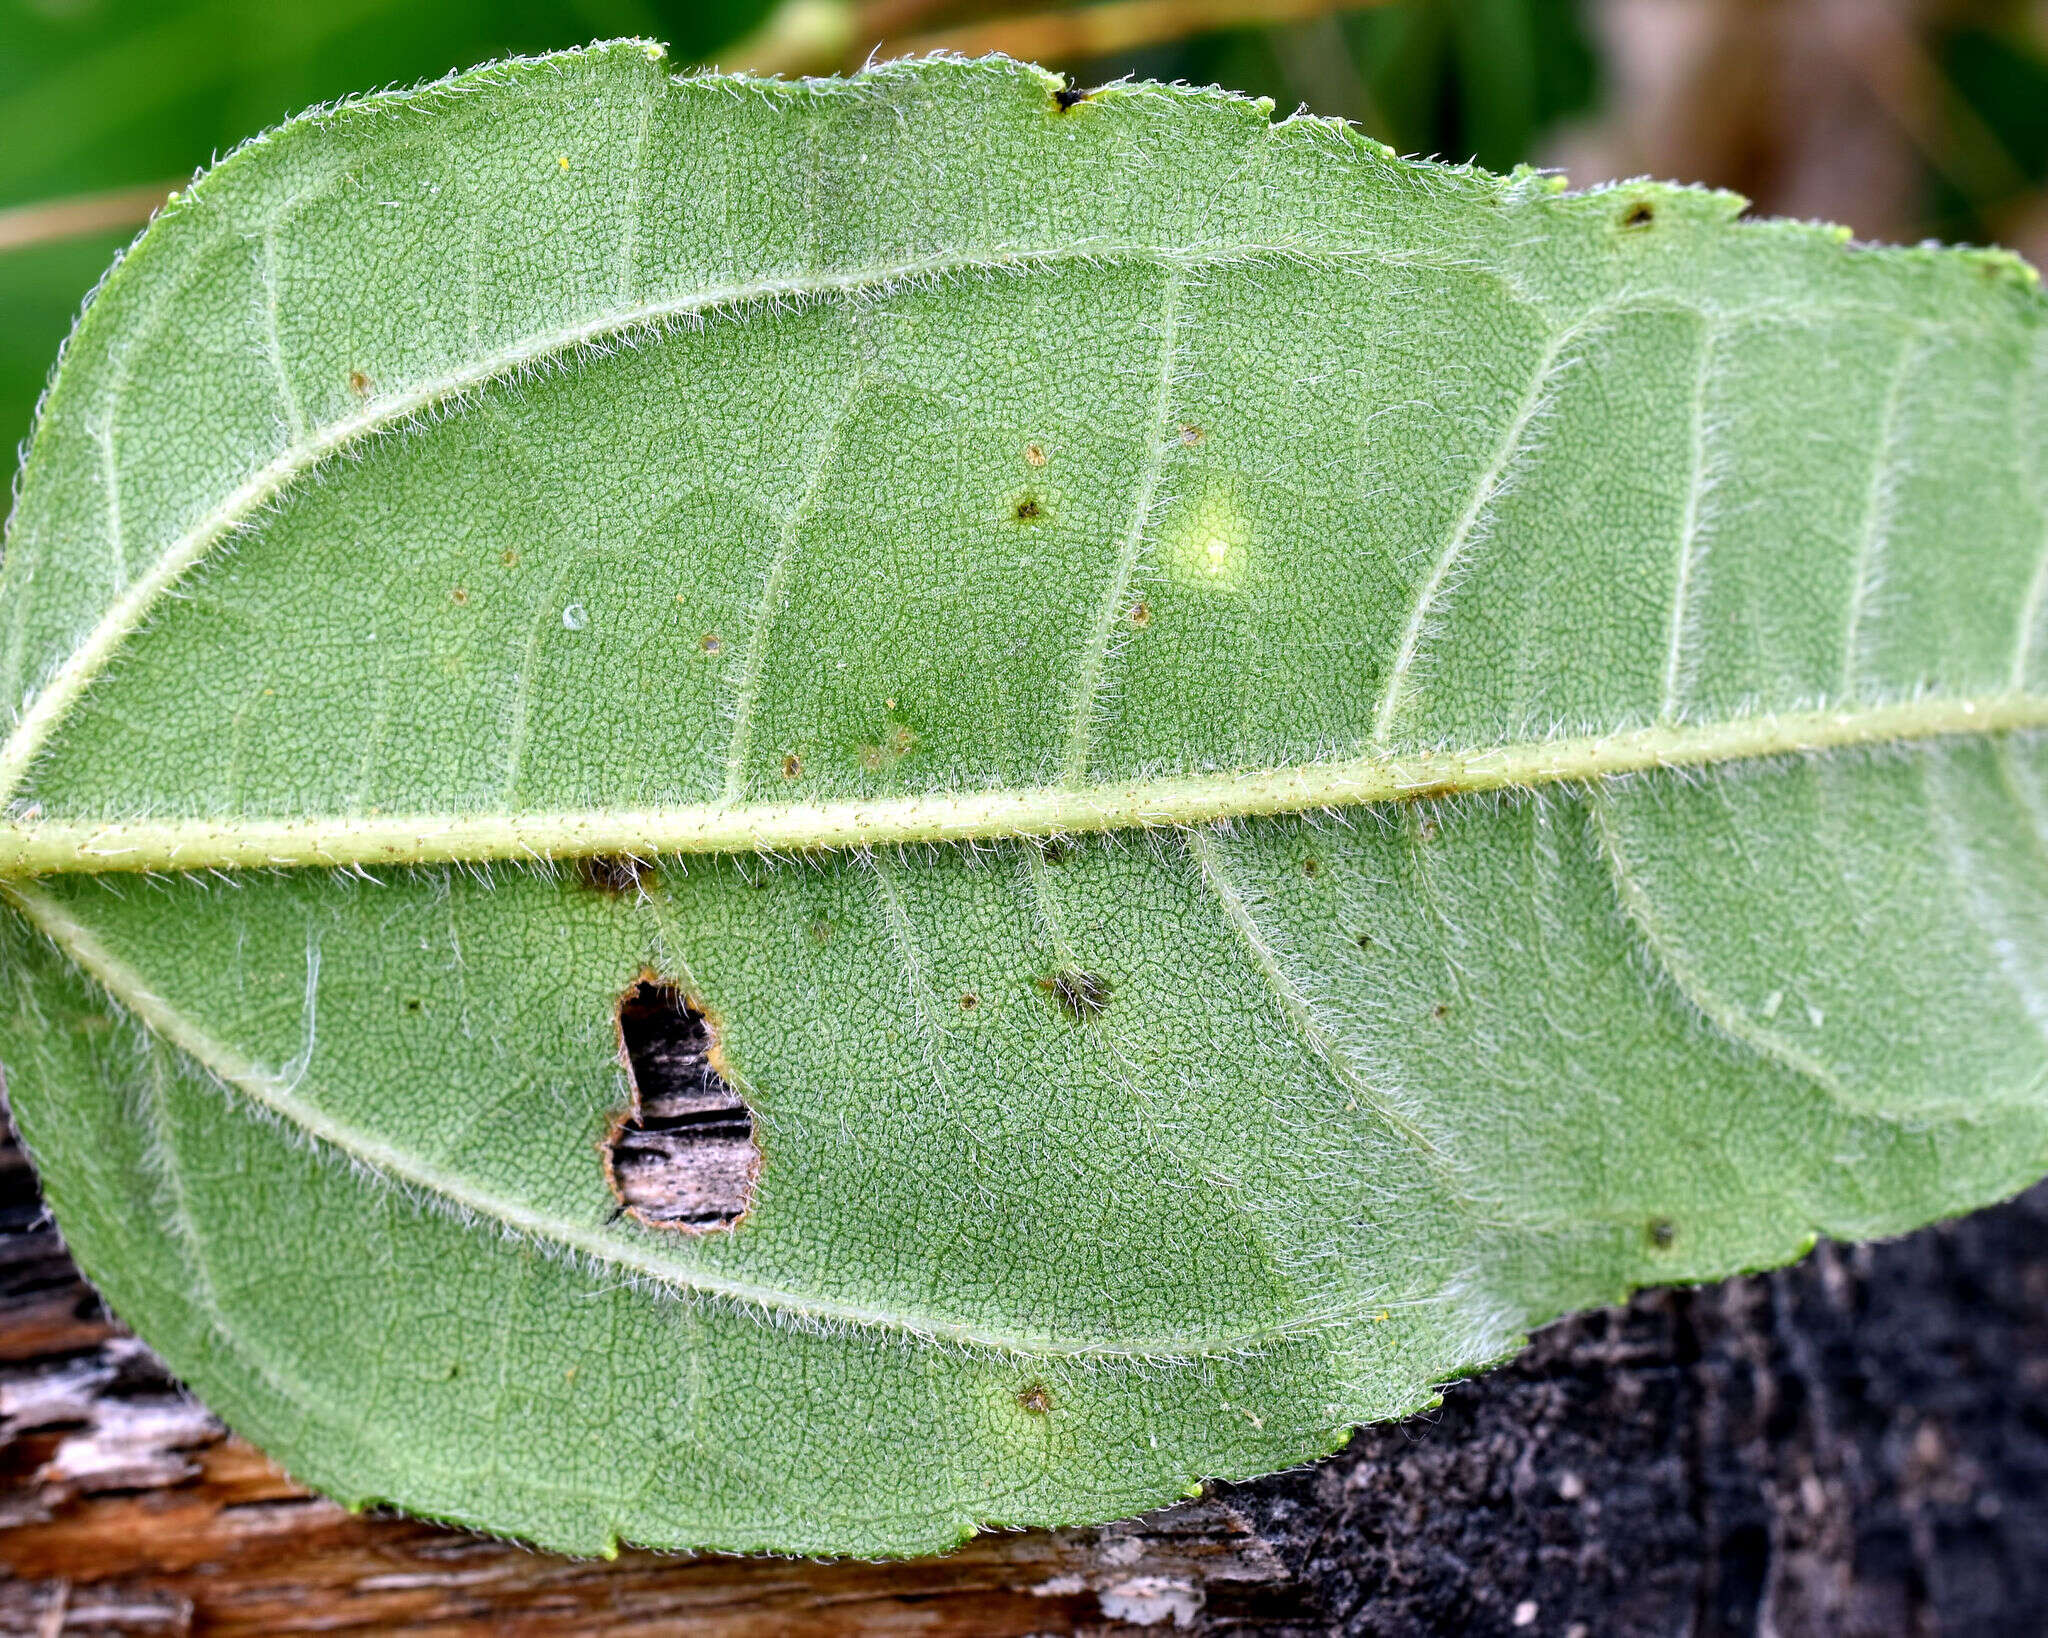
<box><xmin>501</xmin><ymin>548</ymin><xmax>519</xmax><ymax>567</ymax></box>
<box><xmin>782</xmin><ymin>753</ymin><xmax>802</xmax><ymax>780</ymax></box>
<box><xmin>1621</xmin><ymin>200</ymin><xmax>1655</xmax><ymax>229</ymax></box>
<box><xmin>1024</xmin><ymin>441</ymin><xmax>1047</xmax><ymax>467</ymax></box>
<box><xmin>700</xmin><ymin>631</ymin><xmax>723</xmax><ymax>655</ymax></box>
<box><xmin>890</xmin><ymin>723</ymin><xmax>917</xmax><ymax>756</ymax></box>
<box><xmin>1018</xmin><ymin>1384</ymin><xmax>1053</xmax><ymax>1414</ymax></box>
<box><xmin>405</xmin><ymin>998</ymin><xmax>422</xmax><ymax>1013</ymax></box>
<box><xmin>1647</xmin><ymin>1217</ymin><xmax>1677</xmax><ymax>1249</ymax></box>
<box><xmin>605</xmin><ymin>979</ymin><xmax>758</xmax><ymax>1232</ymax></box>
<box><xmin>960</xmin><ymin>992</ymin><xmax>979</xmax><ymax>1010</ymax></box>
<box><xmin>1038</xmin><ymin>969</ymin><xmax>1111</xmax><ymax>1023</ymax></box>
<box><xmin>1014</xmin><ymin>496</ymin><xmax>1043</xmax><ymax>522</ymax></box>
<box><xmin>1179</xmin><ymin>423</ymin><xmax>1205</xmax><ymax>446</ymax></box>
<box><xmin>1129</xmin><ymin>601</ymin><xmax>1152</xmax><ymax>628</ymax></box>
<box><xmin>1302</xmin><ymin>856</ymin><xmax>1321</xmax><ymax>878</ymax></box>
<box><xmin>809</xmin><ymin>918</ymin><xmax>833</xmax><ymax>946</ymax></box>
<box><xmin>1431</xmin><ymin>1001</ymin><xmax>1451</xmax><ymax>1020</ymax></box>
<box><xmin>348</xmin><ymin>369</ymin><xmax>371</xmax><ymax>397</ymax></box>
<box><xmin>1052</xmin><ymin>83</ymin><xmax>1090</xmax><ymax>111</ymax></box>
<box><xmin>579</xmin><ymin>855</ymin><xmax>646</xmax><ymax>896</ymax></box>
<box><xmin>450</xmin><ymin>586</ymin><xmax>468</xmax><ymax>605</ymax></box>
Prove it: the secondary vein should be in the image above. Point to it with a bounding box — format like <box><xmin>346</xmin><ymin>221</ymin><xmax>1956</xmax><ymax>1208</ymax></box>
<box><xmin>1061</xmin><ymin>265</ymin><xmax>1185</xmax><ymax>784</ymax></box>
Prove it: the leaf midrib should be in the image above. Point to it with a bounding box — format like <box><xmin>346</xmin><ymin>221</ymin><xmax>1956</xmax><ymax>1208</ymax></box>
<box><xmin>4</xmin><ymin>697</ymin><xmax>2047</xmax><ymax>877</ymax></box>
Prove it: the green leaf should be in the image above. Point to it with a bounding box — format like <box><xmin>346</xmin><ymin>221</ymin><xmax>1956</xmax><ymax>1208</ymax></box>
<box><xmin>0</xmin><ymin>0</ymin><xmax>778</xmax><ymax>484</ymax></box>
<box><xmin>3</xmin><ymin>41</ymin><xmax>2048</xmax><ymax>1557</ymax></box>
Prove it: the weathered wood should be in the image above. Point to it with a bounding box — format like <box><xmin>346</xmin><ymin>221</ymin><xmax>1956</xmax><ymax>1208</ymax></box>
<box><xmin>2</xmin><ymin>1108</ymin><xmax>2045</xmax><ymax>1636</ymax></box>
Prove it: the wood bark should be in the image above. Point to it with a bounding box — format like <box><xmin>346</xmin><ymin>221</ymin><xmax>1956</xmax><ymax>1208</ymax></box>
<box><xmin>1</xmin><ymin>1114</ymin><xmax>2044</xmax><ymax>1636</ymax></box>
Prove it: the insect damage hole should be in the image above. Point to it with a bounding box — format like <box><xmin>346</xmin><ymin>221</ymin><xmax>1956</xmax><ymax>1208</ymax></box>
<box><xmin>577</xmin><ymin>854</ymin><xmax>646</xmax><ymax>896</ymax></box>
<box><xmin>604</xmin><ymin>979</ymin><xmax>758</xmax><ymax>1232</ymax></box>
<box><xmin>1038</xmin><ymin>968</ymin><xmax>1111</xmax><ymax>1023</ymax></box>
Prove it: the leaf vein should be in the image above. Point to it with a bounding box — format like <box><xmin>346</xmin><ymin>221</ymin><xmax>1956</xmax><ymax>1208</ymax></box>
<box><xmin>1183</xmin><ymin>825</ymin><xmax>1469</xmax><ymax>1201</ymax></box>
<box><xmin>721</xmin><ymin>370</ymin><xmax>867</xmax><ymax>803</ymax></box>
<box><xmin>1659</xmin><ymin>315</ymin><xmax>1718</xmax><ymax>722</ymax></box>
<box><xmin>1061</xmin><ymin>266</ymin><xmax>1185</xmax><ymax>784</ymax></box>
<box><xmin>1586</xmin><ymin>789</ymin><xmax>1855</xmax><ymax>1105</ymax></box>
<box><xmin>1841</xmin><ymin>337</ymin><xmax>1916</xmax><ymax>697</ymax></box>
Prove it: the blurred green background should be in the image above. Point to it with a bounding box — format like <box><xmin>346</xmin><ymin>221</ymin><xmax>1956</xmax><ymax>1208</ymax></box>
<box><xmin>5</xmin><ymin>0</ymin><xmax>2048</xmax><ymax>475</ymax></box>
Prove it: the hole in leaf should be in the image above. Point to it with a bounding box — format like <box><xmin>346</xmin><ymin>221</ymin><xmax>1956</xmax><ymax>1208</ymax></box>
<box><xmin>1052</xmin><ymin>83</ymin><xmax>1090</xmax><ymax>111</ymax></box>
<box><xmin>960</xmin><ymin>992</ymin><xmax>979</xmax><ymax>1010</ymax></box>
<box><xmin>605</xmin><ymin>979</ymin><xmax>758</xmax><ymax>1232</ymax></box>
<box><xmin>348</xmin><ymin>369</ymin><xmax>371</xmax><ymax>396</ymax></box>
<box><xmin>1179</xmin><ymin>423</ymin><xmax>1204</xmax><ymax>445</ymax></box>
<box><xmin>1129</xmin><ymin>600</ymin><xmax>1152</xmax><ymax>628</ymax></box>
<box><xmin>700</xmin><ymin>631</ymin><xmax>722</xmax><ymax>655</ymax></box>
<box><xmin>782</xmin><ymin>753</ymin><xmax>802</xmax><ymax>780</ymax></box>
<box><xmin>578</xmin><ymin>855</ymin><xmax>645</xmax><ymax>896</ymax></box>
<box><xmin>1018</xmin><ymin>1384</ymin><xmax>1054</xmax><ymax>1414</ymax></box>
<box><xmin>1302</xmin><ymin>856</ymin><xmax>1321</xmax><ymax>878</ymax></box>
<box><xmin>1621</xmin><ymin>200</ymin><xmax>1655</xmax><ymax>228</ymax></box>
<box><xmin>1013</xmin><ymin>496</ymin><xmax>1043</xmax><ymax>522</ymax></box>
<box><xmin>1038</xmin><ymin>969</ymin><xmax>1111</xmax><ymax>1023</ymax></box>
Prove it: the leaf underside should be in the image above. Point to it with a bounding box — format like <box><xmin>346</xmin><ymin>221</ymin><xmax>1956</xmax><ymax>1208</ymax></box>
<box><xmin>2</xmin><ymin>41</ymin><xmax>2048</xmax><ymax>1557</ymax></box>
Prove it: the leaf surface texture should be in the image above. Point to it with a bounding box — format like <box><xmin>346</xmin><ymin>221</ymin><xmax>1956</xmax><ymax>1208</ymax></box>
<box><xmin>2</xmin><ymin>43</ymin><xmax>2047</xmax><ymax>1555</ymax></box>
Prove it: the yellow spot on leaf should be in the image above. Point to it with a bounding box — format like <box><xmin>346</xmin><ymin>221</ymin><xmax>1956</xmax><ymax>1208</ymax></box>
<box><xmin>1165</xmin><ymin>486</ymin><xmax>1253</xmax><ymax>588</ymax></box>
